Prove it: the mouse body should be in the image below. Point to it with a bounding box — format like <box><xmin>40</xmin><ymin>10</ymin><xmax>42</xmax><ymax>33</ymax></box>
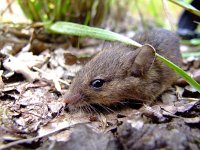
<box><xmin>63</xmin><ymin>29</ymin><xmax>182</xmax><ymax>109</ymax></box>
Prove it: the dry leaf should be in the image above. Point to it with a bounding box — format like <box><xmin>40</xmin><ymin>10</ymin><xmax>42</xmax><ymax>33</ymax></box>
<box><xmin>3</xmin><ymin>56</ymin><xmax>39</xmax><ymax>82</ymax></box>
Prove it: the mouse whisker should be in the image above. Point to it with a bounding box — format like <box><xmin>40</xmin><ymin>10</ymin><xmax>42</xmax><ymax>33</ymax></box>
<box><xmin>102</xmin><ymin>104</ymin><xmax>115</xmax><ymax>113</ymax></box>
<box><xmin>118</xmin><ymin>100</ymin><xmax>143</xmax><ymax>105</ymax></box>
<box><xmin>80</xmin><ymin>106</ymin><xmax>85</xmax><ymax>114</ymax></box>
<box><xmin>89</xmin><ymin>104</ymin><xmax>100</xmax><ymax>115</ymax></box>
<box><xmin>82</xmin><ymin>103</ymin><xmax>91</xmax><ymax>114</ymax></box>
<box><xmin>97</xmin><ymin>103</ymin><xmax>115</xmax><ymax>113</ymax></box>
<box><xmin>85</xmin><ymin>105</ymin><xmax>93</xmax><ymax>114</ymax></box>
<box><xmin>83</xmin><ymin>101</ymin><xmax>100</xmax><ymax>115</ymax></box>
<box><xmin>96</xmin><ymin>103</ymin><xmax>110</xmax><ymax>113</ymax></box>
<box><xmin>117</xmin><ymin>101</ymin><xmax>127</xmax><ymax>106</ymax></box>
<box><xmin>82</xmin><ymin>105</ymin><xmax>88</xmax><ymax>113</ymax></box>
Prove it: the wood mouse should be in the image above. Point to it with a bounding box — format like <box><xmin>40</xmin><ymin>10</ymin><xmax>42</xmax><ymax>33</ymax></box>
<box><xmin>63</xmin><ymin>29</ymin><xmax>182</xmax><ymax>110</ymax></box>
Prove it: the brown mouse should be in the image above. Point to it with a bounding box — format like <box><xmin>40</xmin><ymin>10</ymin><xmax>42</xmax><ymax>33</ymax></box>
<box><xmin>63</xmin><ymin>29</ymin><xmax>182</xmax><ymax>110</ymax></box>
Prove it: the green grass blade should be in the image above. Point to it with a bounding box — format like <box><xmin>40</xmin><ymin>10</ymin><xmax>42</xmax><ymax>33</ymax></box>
<box><xmin>47</xmin><ymin>21</ymin><xmax>200</xmax><ymax>92</ymax></box>
<box><xmin>168</xmin><ymin>0</ymin><xmax>200</xmax><ymax>17</ymax></box>
<box><xmin>181</xmin><ymin>38</ymin><xmax>200</xmax><ymax>46</ymax></box>
<box><xmin>182</xmin><ymin>52</ymin><xmax>200</xmax><ymax>58</ymax></box>
<box><xmin>156</xmin><ymin>53</ymin><xmax>200</xmax><ymax>92</ymax></box>
<box><xmin>48</xmin><ymin>21</ymin><xmax>142</xmax><ymax>47</ymax></box>
<box><xmin>54</xmin><ymin>0</ymin><xmax>62</xmax><ymax>21</ymax></box>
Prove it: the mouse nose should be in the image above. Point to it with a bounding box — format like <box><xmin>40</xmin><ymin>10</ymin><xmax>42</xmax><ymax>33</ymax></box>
<box><xmin>63</xmin><ymin>92</ymin><xmax>82</xmax><ymax>105</ymax></box>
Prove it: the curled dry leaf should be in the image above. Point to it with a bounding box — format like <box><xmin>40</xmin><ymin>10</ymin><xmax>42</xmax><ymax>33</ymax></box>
<box><xmin>142</xmin><ymin>105</ymin><xmax>166</xmax><ymax>122</ymax></box>
<box><xmin>3</xmin><ymin>56</ymin><xmax>39</xmax><ymax>82</ymax></box>
<box><xmin>161</xmin><ymin>90</ymin><xmax>178</xmax><ymax>105</ymax></box>
<box><xmin>175</xmin><ymin>100</ymin><xmax>198</xmax><ymax>113</ymax></box>
<box><xmin>161</xmin><ymin>105</ymin><xmax>177</xmax><ymax>116</ymax></box>
<box><xmin>64</xmin><ymin>52</ymin><xmax>78</xmax><ymax>65</ymax></box>
<box><xmin>2</xmin><ymin>51</ymin><xmax>49</xmax><ymax>82</ymax></box>
<box><xmin>159</xmin><ymin>87</ymin><xmax>199</xmax><ymax>115</ymax></box>
<box><xmin>47</xmin><ymin>102</ymin><xmax>64</xmax><ymax>115</ymax></box>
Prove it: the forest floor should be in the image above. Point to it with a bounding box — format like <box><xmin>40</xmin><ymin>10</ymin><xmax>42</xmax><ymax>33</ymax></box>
<box><xmin>0</xmin><ymin>9</ymin><xmax>200</xmax><ymax>149</ymax></box>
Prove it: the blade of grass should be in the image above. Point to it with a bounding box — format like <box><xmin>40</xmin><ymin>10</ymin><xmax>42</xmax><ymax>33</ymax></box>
<box><xmin>40</xmin><ymin>0</ymin><xmax>50</xmax><ymax>21</ymax></box>
<box><xmin>156</xmin><ymin>53</ymin><xmax>200</xmax><ymax>92</ymax></box>
<box><xmin>54</xmin><ymin>0</ymin><xmax>62</xmax><ymax>21</ymax></box>
<box><xmin>48</xmin><ymin>21</ymin><xmax>142</xmax><ymax>47</ymax></box>
<box><xmin>168</xmin><ymin>0</ymin><xmax>200</xmax><ymax>17</ymax></box>
<box><xmin>182</xmin><ymin>52</ymin><xmax>200</xmax><ymax>58</ymax></box>
<box><xmin>181</xmin><ymin>38</ymin><xmax>200</xmax><ymax>46</ymax></box>
<box><xmin>28</xmin><ymin>0</ymin><xmax>41</xmax><ymax>21</ymax></box>
<box><xmin>17</xmin><ymin>0</ymin><xmax>34</xmax><ymax>21</ymax></box>
<box><xmin>47</xmin><ymin>21</ymin><xmax>200</xmax><ymax>92</ymax></box>
<box><xmin>61</xmin><ymin>0</ymin><xmax>71</xmax><ymax>18</ymax></box>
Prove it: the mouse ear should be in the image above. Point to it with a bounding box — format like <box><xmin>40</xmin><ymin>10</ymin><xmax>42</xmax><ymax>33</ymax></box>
<box><xmin>132</xmin><ymin>44</ymin><xmax>156</xmax><ymax>77</ymax></box>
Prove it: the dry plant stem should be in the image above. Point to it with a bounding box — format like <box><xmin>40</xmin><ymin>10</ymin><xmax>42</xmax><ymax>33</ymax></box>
<box><xmin>0</xmin><ymin>123</ymin><xmax>88</xmax><ymax>150</ymax></box>
<box><xmin>21</xmin><ymin>29</ymin><xmax>36</xmax><ymax>53</ymax></box>
<box><xmin>162</xmin><ymin>0</ymin><xmax>174</xmax><ymax>31</ymax></box>
<box><xmin>1</xmin><ymin>0</ymin><xmax>14</xmax><ymax>16</ymax></box>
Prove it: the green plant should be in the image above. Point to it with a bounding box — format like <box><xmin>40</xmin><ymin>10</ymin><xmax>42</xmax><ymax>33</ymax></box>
<box><xmin>168</xmin><ymin>0</ymin><xmax>200</xmax><ymax>17</ymax></box>
<box><xmin>17</xmin><ymin>0</ymin><xmax>111</xmax><ymax>26</ymax></box>
<box><xmin>181</xmin><ymin>38</ymin><xmax>200</xmax><ymax>46</ymax></box>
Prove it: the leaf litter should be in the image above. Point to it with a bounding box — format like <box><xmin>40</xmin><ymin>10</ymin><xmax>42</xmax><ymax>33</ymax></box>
<box><xmin>0</xmin><ymin>25</ymin><xmax>199</xmax><ymax>150</ymax></box>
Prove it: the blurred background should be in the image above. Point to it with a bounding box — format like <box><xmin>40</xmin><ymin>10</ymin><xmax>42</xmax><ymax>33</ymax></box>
<box><xmin>0</xmin><ymin>0</ymin><xmax>185</xmax><ymax>31</ymax></box>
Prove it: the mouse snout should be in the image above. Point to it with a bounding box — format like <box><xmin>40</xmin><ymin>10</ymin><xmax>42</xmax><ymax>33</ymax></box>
<box><xmin>63</xmin><ymin>91</ymin><xmax>83</xmax><ymax>106</ymax></box>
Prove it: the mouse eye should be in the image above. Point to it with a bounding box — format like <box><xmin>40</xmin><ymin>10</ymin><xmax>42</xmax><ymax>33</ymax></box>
<box><xmin>90</xmin><ymin>79</ymin><xmax>105</xmax><ymax>89</ymax></box>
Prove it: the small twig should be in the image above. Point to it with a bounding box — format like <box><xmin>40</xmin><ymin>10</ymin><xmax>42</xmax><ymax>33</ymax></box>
<box><xmin>21</xmin><ymin>29</ymin><xmax>36</xmax><ymax>53</ymax></box>
<box><xmin>179</xmin><ymin>97</ymin><xmax>200</xmax><ymax>102</ymax></box>
<box><xmin>0</xmin><ymin>122</ymin><xmax>88</xmax><ymax>150</ymax></box>
<box><xmin>1</xmin><ymin>0</ymin><xmax>14</xmax><ymax>16</ymax></box>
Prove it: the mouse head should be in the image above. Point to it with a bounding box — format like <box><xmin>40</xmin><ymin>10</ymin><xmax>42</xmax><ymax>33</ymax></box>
<box><xmin>63</xmin><ymin>43</ymin><xmax>156</xmax><ymax>110</ymax></box>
